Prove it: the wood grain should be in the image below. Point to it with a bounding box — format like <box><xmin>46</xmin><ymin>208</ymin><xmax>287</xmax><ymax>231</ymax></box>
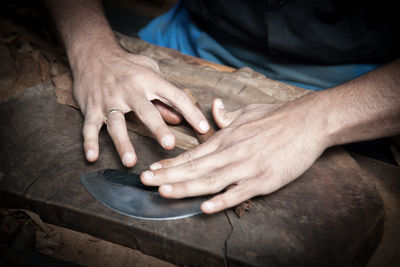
<box><xmin>0</xmin><ymin>7</ymin><xmax>388</xmax><ymax>266</ymax></box>
<box><xmin>0</xmin><ymin>72</ymin><xmax>383</xmax><ymax>267</ymax></box>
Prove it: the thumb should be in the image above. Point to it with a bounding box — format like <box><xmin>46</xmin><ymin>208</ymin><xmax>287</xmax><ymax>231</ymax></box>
<box><xmin>212</xmin><ymin>98</ymin><xmax>242</xmax><ymax>128</ymax></box>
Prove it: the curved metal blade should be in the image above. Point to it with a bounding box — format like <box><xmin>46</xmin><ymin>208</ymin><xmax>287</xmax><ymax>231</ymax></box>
<box><xmin>81</xmin><ymin>169</ymin><xmax>207</xmax><ymax>220</ymax></box>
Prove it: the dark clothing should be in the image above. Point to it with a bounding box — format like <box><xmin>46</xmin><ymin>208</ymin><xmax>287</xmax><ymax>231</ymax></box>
<box><xmin>184</xmin><ymin>0</ymin><xmax>399</xmax><ymax>64</ymax></box>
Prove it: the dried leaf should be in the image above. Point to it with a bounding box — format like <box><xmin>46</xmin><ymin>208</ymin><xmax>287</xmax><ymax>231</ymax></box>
<box><xmin>31</xmin><ymin>49</ymin><xmax>50</xmax><ymax>81</ymax></box>
<box><xmin>50</xmin><ymin>60</ymin><xmax>69</xmax><ymax>76</ymax></box>
<box><xmin>225</xmin><ymin>184</ymin><xmax>253</xmax><ymax>218</ymax></box>
<box><xmin>52</xmin><ymin>72</ymin><xmax>77</xmax><ymax>108</ymax></box>
<box><xmin>234</xmin><ymin>200</ymin><xmax>253</xmax><ymax>218</ymax></box>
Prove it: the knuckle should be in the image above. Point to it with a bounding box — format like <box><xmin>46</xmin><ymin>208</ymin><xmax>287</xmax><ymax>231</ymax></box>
<box><xmin>155</xmin><ymin>167</ymin><xmax>166</xmax><ymax>178</ymax></box>
<box><xmin>131</xmin><ymin>54</ymin><xmax>147</xmax><ymax>62</ymax></box>
<box><xmin>150</xmin><ymin>61</ymin><xmax>160</xmax><ymax>73</ymax></box>
<box><xmin>132</xmin><ymin>55</ymin><xmax>156</xmax><ymax>65</ymax></box>
<box><xmin>106</xmin><ymin>115</ymin><xmax>125</xmax><ymax>129</ymax></box>
<box><xmin>83</xmin><ymin>103</ymin><xmax>99</xmax><ymax>119</ymax></box>
<box><xmin>141</xmin><ymin>57</ymin><xmax>159</xmax><ymax>72</ymax></box>
<box><xmin>82</xmin><ymin>125</ymin><xmax>91</xmax><ymax>138</ymax></box>
<box><xmin>181</xmin><ymin>150</ymin><xmax>196</xmax><ymax>162</ymax></box>
<box><xmin>129</xmin><ymin>54</ymin><xmax>160</xmax><ymax>73</ymax></box>
<box><xmin>83</xmin><ymin>121</ymin><xmax>101</xmax><ymax>138</ymax></box>
<box><xmin>155</xmin><ymin>124</ymin><xmax>169</xmax><ymax>136</ymax></box>
<box><xmin>202</xmin><ymin>174</ymin><xmax>220</xmax><ymax>193</ymax></box>
<box><xmin>135</xmin><ymin>103</ymin><xmax>154</xmax><ymax>118</ymax></box>
<box><xmin>133</xmin><ymin>69</ymin><xmax>158</xmax><ymax>84</ymax></box>
<box><xmin>173</xmin><ymin>90</ymin><xmax>190</xmax><ymax>106</ymax></box>
<box><xmin>257</xmin><ymin>172</ymin><xmax>280</xmax><ymax>195</ymax></box>
<box><xmin>218</xmin><ymin>197</ymin><xmax>230</xmax><ymax>210</ymax></box>
<box><xmin>83</xmin><ymin>137</ymin><xmax>93</xmax><ymax>146</ymax></box>
<box><xmin>144</xmin><ymin>56</ymin><xmax>157</xmax><ymax>65</ymax></box>
<box><xmin>82</xmin><ymin>128</ymin><xmax>98</xmax><ymax>144</ymax></box>
<box><xmin>183</xmin><ymin>160</ymin><xmax>196</xmax><ymax>175</ymax></box>
<box><xmin>158</xmin><ymin>159</ymin><xmax>172</xmax><ymax>168</ymax></box>
<box><xmin>106</xmin><ymin>122</ymin><xmax>124</xmax><ymax>134</ymax></box>
<box><xmin>176</xmin><ymin>183</ymin><xmax>190</xmax><ymax>196</ymax></box>
<box><xmin>227</xmin><ymin>183</ymin><xmax>240</xmax><ymax>194</ymax></box>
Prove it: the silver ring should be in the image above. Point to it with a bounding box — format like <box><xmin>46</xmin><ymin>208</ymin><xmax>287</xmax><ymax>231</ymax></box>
<box><xmin>104</xmin><ymin>108</ymin><xmax>122</xmax><ymax>124</ymax></box>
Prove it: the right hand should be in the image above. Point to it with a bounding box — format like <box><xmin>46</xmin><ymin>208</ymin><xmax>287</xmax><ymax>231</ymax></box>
<box><xmin>71</xmin><ymin>46</ymin><xmax>210</xmax><ymax>167</ymax></box>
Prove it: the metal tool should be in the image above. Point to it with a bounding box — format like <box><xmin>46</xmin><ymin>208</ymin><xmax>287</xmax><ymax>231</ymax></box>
<box><xmin>81</xmin><ymin>169</ymin><xmax>209</xmax><ymax>220</ymax></box>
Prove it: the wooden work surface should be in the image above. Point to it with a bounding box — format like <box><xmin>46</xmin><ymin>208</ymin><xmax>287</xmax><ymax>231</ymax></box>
<box><xmin>0</xmin><ymin>81</ymin><xmax>384</xmax><ymax>266</ymax></box>
<box><xmin>0</xmin><ymin>30</ymin><xmax>385</xmax><ymax>266</ymax></box>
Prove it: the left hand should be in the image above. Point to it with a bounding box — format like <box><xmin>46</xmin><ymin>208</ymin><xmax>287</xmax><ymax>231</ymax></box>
<box><xmin>141</xmin><ymin>95</ymin><xmax>329</xmax><ymax>214</ymax></box>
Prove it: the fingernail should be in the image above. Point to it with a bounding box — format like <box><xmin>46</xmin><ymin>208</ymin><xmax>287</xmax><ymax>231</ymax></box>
<box><xmin>86</xmin><ymin>149</ymin><xmax>95</xmax><ymax>160</ymax></box>
<box><xmin>150</xmin><ymin>162</ymin><xmax>162</xmax><ymax>170</ymax></box>
<box><xmin>142</xmin><ymin>171</ymin><xmax>154</xmax><ymax>181</ymax></box>
<box><xmin>202</xmin><ymin>201</ymin><xmax>215</xmax><ymax>212</ymax></box>
<box><xmin>215</xmin><ymin>99</ymin><xmax>224</xmax><ymax>109</ymax></box>
<box><xmin>161</xmin><ymin>134</ymin><xmax>174</xmax><ymax>148</ymax></box>
<box><xmin>122</xmin><ymin>152</ymin><xmax>135</xmax><ymax>165</ymax></box>
<box><xmin>199</xmin><ymin>120</ymin><xmax>210</xmax><ymax>132</ymax></box>
<box><xmin>161</xmin><ymin>184</ymin><xmax>172</xmax><ymax>193</ymax></box>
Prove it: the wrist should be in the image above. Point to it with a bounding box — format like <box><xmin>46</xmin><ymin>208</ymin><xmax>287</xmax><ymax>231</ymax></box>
<box><xmin>294</xmin><ymin>91</ymin><xmax>333</xmax><ymax>150</ymax></box>
<box><xmin>68</xmin><ymin>37</ymin><xmax>122</xmax><ymax>74</ymax></box>
<box><xmin>310</xmin><ymin>88</ymin><xmax>348</xmax><ymax>148</ymax></box>
<box><xmin>52</xmin><ymin>1</ymin><xmax>122</xmax><ymax>73</ymax></box>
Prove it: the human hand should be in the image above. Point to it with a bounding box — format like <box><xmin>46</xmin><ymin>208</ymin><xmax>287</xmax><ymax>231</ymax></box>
<box><xmin>72</xmin><ymin>47</ymin><xmax>210</xmax><ymax>167</ymax></box>
<box><xmin>141</xmin><ymin>95</ymin><xmax>329</xmax><ymax>214</ymax></box>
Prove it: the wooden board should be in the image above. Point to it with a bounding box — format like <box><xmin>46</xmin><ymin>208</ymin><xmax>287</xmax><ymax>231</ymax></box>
<box><xmin>0</xmin><ymin>82</ymin><xmax>384</xmax><ymax>266</ymax></box>
<box><xmin>351</xmin><ymin>154</ymin><xmax>400</xmax><ymax>267</ymax></box>
<box><xmin>0</xmin><ymin>5</ymin><xmax>388</xmax><ymax>266</ymax></box>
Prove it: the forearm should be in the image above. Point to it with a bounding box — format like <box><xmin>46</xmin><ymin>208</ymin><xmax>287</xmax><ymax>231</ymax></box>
<box><xmin>44</xmin><ymin>0</ymin><xmax>120</xmax><ymax>71</ymax></box>
<box><xmin>316</xmin><ymin>59</ymin><xmax>400</xmax><ymax>147</ymax></box>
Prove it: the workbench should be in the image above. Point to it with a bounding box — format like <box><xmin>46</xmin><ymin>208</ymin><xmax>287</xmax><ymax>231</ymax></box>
<box><xmin>2</xmin><ymin>4</ymin><xmax>400</xmax><ymax>264</ymax></box>
<box><xmin>2</xmin><ymin>28</ymin><xmax>391</xmax><ymax>266</ymax></box>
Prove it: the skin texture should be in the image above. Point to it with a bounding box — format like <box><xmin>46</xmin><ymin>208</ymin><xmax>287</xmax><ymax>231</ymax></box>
<box><xmin>46</xmin><ymin>0</ymin><xmax>400</xmax><ymax>214</ymax></box>
<box><xmin>45</xmin><ymin>0</ymin><xmax>209</xmax><ymax>167</ymax></box>
<box><xmin>142</xmin><ymin>60</ymin><xmax>400</xmax><ymax>214</ymax></box>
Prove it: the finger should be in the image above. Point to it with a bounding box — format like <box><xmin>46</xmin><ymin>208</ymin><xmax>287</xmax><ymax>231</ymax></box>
<box><xmin>131</xmin><ymin>97</ymin><xmax>176</xmax><ymax>150</ymax></box>
<box><xmin>201</xmin><ymin>178</ymin><xmax>261</xmax><ymax>214</ymax></box>
<box><xmin>142</xmin><ymin>148</ymin><xmax>230</xmax><ymax>186</ymax></box>
<box><xmin>152</xmin><ymin>100</ymin><xmax>183</xmax><ymax>125</ymax></box>
<box><xmin>82</xmin><ymin>108</ymin><xmax>103</xmax><ymax>162</ymax></box>
<box><xmin>158</xmin><ymin>163</ymin><xmax>249</xmax><ymax>198</ymax></box>
<box><xmin>148</xmin><ymin>139</ymin><xmax>218</xmax><ymax>170</ymax></box>
<box><xmin>212</xmin><ymin>98</ymin><xmax>242</xmax><ymax>128</ymax></box>
<box><xmin>155</xmin><ymin>83</ymin><xmax>210</xmax><ymax>134</ymax></box>
<box><xmin>106</xmin><ymin>110</ymin><xmax>137</xmax><ymax>167</ymax></box>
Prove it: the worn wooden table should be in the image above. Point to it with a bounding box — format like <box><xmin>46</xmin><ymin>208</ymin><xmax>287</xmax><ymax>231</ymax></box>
<box><xmin>0</xmin><ymin>30</ymin><xmax>387</xmax><ymax>266</ymax></box>
<box><xmin>0</xmin><ymin>81</ymin><xmax>385</xmax><ymax>266</ymax></box>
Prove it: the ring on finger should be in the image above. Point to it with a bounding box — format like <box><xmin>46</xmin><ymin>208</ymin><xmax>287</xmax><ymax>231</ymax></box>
<box><xmin>104</xmin><ymin>108</ymin><xmax>123</xmax><ymax>124</ymax></box>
